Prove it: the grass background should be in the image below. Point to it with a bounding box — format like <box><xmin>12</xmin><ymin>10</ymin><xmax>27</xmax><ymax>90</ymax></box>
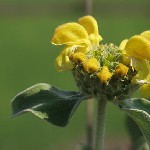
<box><xmin>0</xmin><ymin>0</ymin><xmax>150</xmax><ymax>149</ymax></box>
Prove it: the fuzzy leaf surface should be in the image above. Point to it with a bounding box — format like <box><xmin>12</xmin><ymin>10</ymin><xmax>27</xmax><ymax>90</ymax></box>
<box><xmin>115</xmin><ymin>98</ymin><xmax>150</xmax><ymax>147</ymax></box>
<box><xmin>11</xmin><ymin>83</ymin><xmax>87</xmax><ymax>127</ymax></box>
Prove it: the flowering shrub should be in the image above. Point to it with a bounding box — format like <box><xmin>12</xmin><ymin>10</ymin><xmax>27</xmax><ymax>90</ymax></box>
<box><xmin>11</xmin><ymin>16</ymin><xmax>150</xmax><ymax>150</ymax></box>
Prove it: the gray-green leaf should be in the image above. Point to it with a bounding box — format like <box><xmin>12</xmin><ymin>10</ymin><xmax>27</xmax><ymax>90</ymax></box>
<box><xmin>126</xmin><ymin>115</ymin><xmax>148</xmax><ymax>150</ymax></box>
<box><xmin>11</xmin><ymin>83</ymin><xmax>88</xmax><ymax>127</ymax></box>
<box><xmin>114</xmin><ymin>98</ymin><xmax>150</xmax><ymax>147</ymax></box>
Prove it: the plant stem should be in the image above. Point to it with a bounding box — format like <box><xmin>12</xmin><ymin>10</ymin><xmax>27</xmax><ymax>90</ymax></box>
<box><xmin>94</xmin><ymin>98</ymin><xmax>107</xmax><ymax>150</ymax></box>
<box><xmin>87</xmin><ymin>99</ymin><xmax>94</xmax><ymax>150</ymax></box>
<box><xmin>84</xmin><ymin>0</ymin><xmax>94</xmax><ymax>148</ymax></box>
<box><xmin>85</xmin><ymin>0</ymin><xmax>93</xmax><ymax>15</ymax></box>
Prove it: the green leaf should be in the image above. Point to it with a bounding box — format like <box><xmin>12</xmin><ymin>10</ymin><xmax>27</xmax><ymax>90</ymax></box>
<box><xmin>11</xmin><ymin>83</ymin><xmax>88</xmax><ymax>127</ymax></box>
<box><xmin>114</xmin><ymin>98</ymin><xmax>150</xmax><ymax>147</ymax></box>
<box><xmin>126</xmin><ymin>115</ymin><xmax>143</xmax><ymax>142</ymax></box>
<box><xmin>126</xmin><ymin>115</ymin><xmax>149</xmax><ymax>150</ymax></box>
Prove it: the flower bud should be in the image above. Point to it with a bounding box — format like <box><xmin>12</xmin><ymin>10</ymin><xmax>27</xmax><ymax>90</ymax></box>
<box><xmin>83</xmin><ymin>57</ymin><xmax>99</xmax><ymax>73</ymax></box>
<box><xmin>115</xmin><ymin>63</ymin><xmax>129</xmax><ymax>77</ymax></box>
<box><xmin>69</xmin><ymin>52</ymin><xmax>86</xmax><ymax>64</ymax></box>
<box><xmin>97</xmin><ymin>66</ymin><xmax>112</xmax><ymax>83</ymax></box>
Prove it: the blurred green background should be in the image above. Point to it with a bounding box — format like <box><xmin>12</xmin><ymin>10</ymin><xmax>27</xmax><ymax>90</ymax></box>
<box><xmin>0</xmin><ymin>0</ymin><xmax>150</xmax><ymax>149</ymax></box>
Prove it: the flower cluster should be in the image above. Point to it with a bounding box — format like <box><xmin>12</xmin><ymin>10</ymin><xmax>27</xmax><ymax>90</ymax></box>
<box><xmin>120</xmin><ymin>31</ymin><xmax>150</xmax><ymax>99</ymax></box>
<box><xmin>51</xmin><ymin>16</ymin><xmax>150</xmax><ymax>100</ymax></box>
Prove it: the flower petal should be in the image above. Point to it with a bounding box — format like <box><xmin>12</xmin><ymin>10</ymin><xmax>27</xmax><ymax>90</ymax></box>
<box><xmin>140</xmin><ymin>84</ymin><xmax>150</xmax><ymax>99</ymax></box>
<box><xmin>132</xmin><ymin>59</ymin><xmax>150</xmax><ymax>83</ymax></box>
<box><xmin>141</xmin><ymin>30</ymin><xmax>150</xmax><ymax>41</ymax></box>
<box><xmin>119</xmin><ymin>39</ymin><xmax>130</xmax><ymax>65</ymax></box>
<box><xmin>78</xmin><ymin>16</ymin><xmax>99</xmax><ymax>36</ymax></box>
<box><xmin>125</xmin><ymin>35</ymin><xmax>150</xmax><ymax>60</ymax></box>
<box><xmin>51</xmin><ymin>22</ymin><xmax>90</xmax><ymax>46</ymax></box>
<box><xmin>78</xmin><ymin>16</ymin><xmax>102</xmax><ymax>45</ymax></box>
<box><xmin>55</xmin><ymin>46</ymin><xmax>74</xmax><ymax>71</ymax></box>
<box><xmin>119</xmin><ymin>39</ymin><xmax>128</xmax><ymax>50</ymax></box>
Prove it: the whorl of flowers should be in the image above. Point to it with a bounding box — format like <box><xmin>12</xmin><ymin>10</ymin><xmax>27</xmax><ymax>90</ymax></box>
<box><xmin>51</xmin><ymin>16</ymin><xmax>150</xmax><ymax>100</ymax></box>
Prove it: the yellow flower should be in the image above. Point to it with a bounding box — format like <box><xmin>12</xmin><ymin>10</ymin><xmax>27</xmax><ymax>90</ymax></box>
<box><xmin>140</xmin><ymin>84</ymin><xmax>150</xmax><ymax>99</ymax></box>
<box><xmin>119</xmin><ymin>39</ymin><xmax>130</xmax><ymax>65</ymax></box>
<box><xmin>120</xmin><ymin>31</ymin><xmax>150</xmax><ymax>84</ymax></box>
<box><xmin>78</xmin><ymin>16</ymin><xmax>102</xmax><ymax>46</ymax></box>
<box><xmin>97</xmin><ymin>66</ymin><xmax>112</xmax><ymax>83</ymax></box>
<box><xmin>141</xmin><ymin>30</ymin><xmax>150</xmax><ymax>41</ymax></box>
<box><xmin>55</xmin><ymin>46</ymin><xmax>74</xmax><ymax>71</ymax></box>
<box><xmin>120</xmin><ymin>31</ymin><xmax>150</xmax><ymax>99</ymax></box>
<box><xmin>115</xmin><ymin>63</ymin><xmax>129</xmax><ymax>77</ymax></box>
<box><xmin>83</xmin><ymin>58</ymin><xmax>99</xmax><ymax>73</ymax></box>
<box><xmin>51</xmin><ymin>16</ymin><xmax>102</xmax><ymax>71</ymax></box>
<box><xmin>125</xmin><ymin>35</ymin><xmax>150</xmax><ymax>60</ymax></box>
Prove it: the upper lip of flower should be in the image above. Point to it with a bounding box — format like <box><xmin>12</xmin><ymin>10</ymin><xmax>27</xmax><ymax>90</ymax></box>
<box><xmin>51</xmin><ymin>16</ymin><xmax>102</xmax><ymax>47</ymax></box>
<box><xmin>51</xmin><ymin>16</ymin><xmax>103</xmax><ymax>71</ymax></box>
<box><xmin>119</xmin><ymin>30</ymin><xmax>150</xmax><ymax>84</ymax></box>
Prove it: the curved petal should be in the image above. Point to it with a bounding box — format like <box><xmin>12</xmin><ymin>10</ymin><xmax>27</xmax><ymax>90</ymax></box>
<box><xmin>119</xmin><ymin>39</ymin><xmax>128</xmax><ymax>50</ymax></box>
<box><xmin>89</xmin><ymin>34</ymin><xmax>102</xmax><ymax>46</ymax></box>
<box><xmin>119</xmin><ymin>39</ymin><xmax>130</xmax><ymax>65</ymax></box>
<box><xmin>78</xmin><ymin>16</ymin><xmax>102</xmax><ymax>45</ymax></box>
<box><xmin>125</xmin><ymin>35</ymin><xmax>150</xmax><ymax>60</ymax></box>
<box><xmin>141</xmin><ymin>30</ymin><xmax>150</xmax><ymax>41</ymax></box>
<box><xmin>74</xmin><ymin>45</ymin><xmax>89</xmax><ymax>53</ymax></box>
<box><xmin>132</xmin><ymin>59</ymin><xmax>150</xmax><ymax>83</ymax></box>
<box><xmin>51</xmin><ymin>22</ymin><xmax>90</xmax><ymax>46</ymax></box>
<box><xmin>55</xmin><ymin>46</ymin><xmax>74</xmax><ymax>71</ymax></box>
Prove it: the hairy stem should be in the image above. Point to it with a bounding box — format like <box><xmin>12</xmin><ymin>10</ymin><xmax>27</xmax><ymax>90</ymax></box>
<box><xmin>94</xmin><ymin>98</ymin><xmax>107</xmax><ymax>150</ymax></box>
<box><xmin>87</xmin><ymin>99</ymin><xmax>94</xmax><ymax>150</ymax></box>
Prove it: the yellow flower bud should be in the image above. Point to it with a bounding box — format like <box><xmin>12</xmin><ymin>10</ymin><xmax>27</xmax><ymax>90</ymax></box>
<box><xmin>97</xmin><ymin>66</ymin><xmax>112</xmax><ymax>83</ymax></box>
<box><xmin>69</xmin><ymin>52</ymin><xmax>86</xmax><ymax>64</ymax></box>
<box><xmin>115</xmin><ymin>63</ymin><xmax>129</xmax><ymax>77</ymax></box>
<box><xmin>83</xmin><ymin>58</ymin><xmax>99</xmax><ymax>73</ymax></box>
